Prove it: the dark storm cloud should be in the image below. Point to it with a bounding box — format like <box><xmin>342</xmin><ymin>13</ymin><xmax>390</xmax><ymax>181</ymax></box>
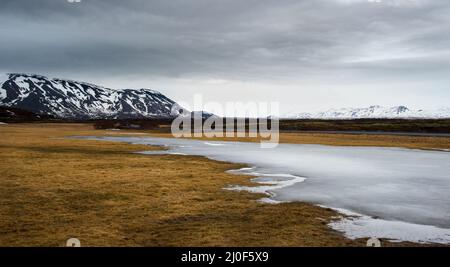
<box><xmin>1</xmin><ymin>0</ymin><xmax>450</xmax><ymax>82</ymax></box>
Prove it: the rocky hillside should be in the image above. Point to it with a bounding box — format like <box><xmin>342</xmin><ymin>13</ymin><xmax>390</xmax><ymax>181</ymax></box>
<box><xmin>0</xmin><ymin>73</ymin><xmax>179</xmax><ymax>119</ymax></box>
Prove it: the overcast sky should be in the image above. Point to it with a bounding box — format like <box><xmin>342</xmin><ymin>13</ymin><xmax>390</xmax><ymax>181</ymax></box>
<box><xmin>1</xmin><ymin>0</ymin><xmax>450</xmax><ymax>115</ymax></box>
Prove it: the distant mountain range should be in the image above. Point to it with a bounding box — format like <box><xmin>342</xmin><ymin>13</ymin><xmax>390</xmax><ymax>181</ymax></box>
<box><xmin>0</xmin><ymin>73</ymin><xmax>179</xmax><ymax>119</ymax></box>
<box><xmin>1</xmin><ymin>74</ymin><xmax>449</xmax><ymax>121</ymax></box>
<box><xmin>283</xmin><ymin>105</ymin><xmax>450</xmax><ymax>119</ymax></box>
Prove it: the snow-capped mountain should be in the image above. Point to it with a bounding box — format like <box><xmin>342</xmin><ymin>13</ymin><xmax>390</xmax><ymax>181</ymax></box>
<box><xmin>284</xmin><ymin>105</ymin><xmax>450</xmax><ymax>119</ymax></box>
<box><xmin>0</xmin><ymin>73</ymin><xmax>179</xmax><ymax>119</ymax></box>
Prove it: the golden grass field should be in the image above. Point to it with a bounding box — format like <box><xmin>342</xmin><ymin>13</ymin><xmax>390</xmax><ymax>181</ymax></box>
<box><xmin>1</xmin><ymin>123</ymin><xmax>449</xmax><ymax>247</ymax></box>
<box><xmin>148</xmin><ymin>130</ymin><xmax>450</xmax><ymax>150</ymax></box>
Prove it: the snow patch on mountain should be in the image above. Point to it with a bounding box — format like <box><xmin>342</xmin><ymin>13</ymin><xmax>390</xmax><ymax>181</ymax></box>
<box><xmin>0</xmin><ymin>73</ymin><xmax>8</xmax><ymax>100</ymax></box>
<box><xmin>284</xmin><ymin>105</ymin><xmax>450</xmax><ymax>119</ymax></box>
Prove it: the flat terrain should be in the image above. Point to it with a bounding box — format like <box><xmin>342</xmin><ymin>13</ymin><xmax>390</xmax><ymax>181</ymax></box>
<box><xmin>278</xmin><ymin>118</ymin><xmax>450</xmax><ymax>133</ymax></box>
<box><xmin>1</xmin><ymin>123</ymin><xmax>449</xmax><ymax>246</ymax></box>
<box><xmin>92</xmin><ymin>118</ymin><xmax>450</xmax><ymax>134</ymax></box>
<box><xmin>146</xmin><ymin>130</ymin><xmax>450</xmax><ymax>151</ymax></box>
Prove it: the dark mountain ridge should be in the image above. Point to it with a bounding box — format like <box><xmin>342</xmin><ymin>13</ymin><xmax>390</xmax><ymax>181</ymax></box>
<box><xmin>0</xmin><ymin>73</ymin><xmax>179</xmax><ymax>119</ymax></box>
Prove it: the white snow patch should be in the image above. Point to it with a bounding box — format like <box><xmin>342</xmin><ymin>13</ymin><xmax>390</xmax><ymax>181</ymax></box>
<box><xmin>258</xmin><ymin>198</ymin><xmax>283</xmax><ymax>204</ymax></box>
<box><xmin>226</xmin><ymin>170</ymin><xmax>306</xmax><ymax>200</ymax></box>
<box><xmin>204</xmin><ymin>142</ymin><xmax>226</xmax><ymax>146</ymax></box>
<box><xmin>0</xmin><ymin>87</ymin><xmax>6</xmax><ymax>100</ymax></box>
<box><xmin>231</xmin><ymin>167</ymin><xmax>256</xmax><ymax>172</ymax></box>
<box><xmin>105</xmin><ymin>132</ymin><xmax>148</xmax><ymax>135</ymax></box>
<box><xmin>0</xmin><ymin>73</ymin><xmax>9</xmax><ymax>100</ymax></box>
<box><xmin>327</xmin><ymin>207</ymin><xmax>450</xmax><ymax>244</ymax></box>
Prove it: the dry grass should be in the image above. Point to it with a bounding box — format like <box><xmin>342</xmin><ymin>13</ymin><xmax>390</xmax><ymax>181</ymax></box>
<box><xmin>144</xmin><ymin>131</ymin><xmax>450</xmax><ymax>150</ymax></box>
<box><xmin>1</xmin><ymin>123</ymin><xmax>447</xmax><ymax>247</ymax></box>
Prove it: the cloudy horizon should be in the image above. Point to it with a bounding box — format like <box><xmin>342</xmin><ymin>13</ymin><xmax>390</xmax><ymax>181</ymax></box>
<box><xmin>1</xmin><ymin>0</ymin><xmax>450</xmax><ymax>115</ymax></box>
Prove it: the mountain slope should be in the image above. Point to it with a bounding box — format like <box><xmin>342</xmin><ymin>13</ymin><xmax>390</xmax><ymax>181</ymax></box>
<box><xmin>284</xmin><ymin>105</ymin><xmax>450</xmax><ymax>119</ymax></box>
<box><xmin>0</xmin><ymin>73</ymin><xmax>178</xmax><ymax>119</ymax></box>
<box><xmin>0</xmin><ymin>106</ymin><xmax>56</xmax><ymax>122</ymax></box>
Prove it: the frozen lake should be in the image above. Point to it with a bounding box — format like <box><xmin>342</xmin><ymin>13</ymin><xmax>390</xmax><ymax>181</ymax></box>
<box><xmin>78</xmin><ymin>136</ymin><xmax>450</xmax><ymax>244</ymax></box>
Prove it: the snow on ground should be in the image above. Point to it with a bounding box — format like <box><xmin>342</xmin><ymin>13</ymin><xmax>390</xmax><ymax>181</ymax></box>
<box><xmin>226</xmin><ymin>168</ymin><xmax>306</xmax><ymax>201</ymax></box>
<box><xmin>327</xmin><ymin>207</ymin><xmax>450</xmax><ymax>244</ymax></box>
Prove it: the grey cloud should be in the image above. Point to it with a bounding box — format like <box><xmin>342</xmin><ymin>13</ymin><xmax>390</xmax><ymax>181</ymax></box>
<box><xmin>1</xmin><ymin>0</ymin><xmax>450</xmax><ymax>86</ymax></box>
